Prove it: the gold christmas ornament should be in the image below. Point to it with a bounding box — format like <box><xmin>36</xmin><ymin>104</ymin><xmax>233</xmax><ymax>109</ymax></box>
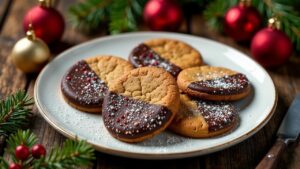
<box><xmin>11</xmin><ymin>25</ymin><xmax>50</xmax><ymax>73</ymax></box>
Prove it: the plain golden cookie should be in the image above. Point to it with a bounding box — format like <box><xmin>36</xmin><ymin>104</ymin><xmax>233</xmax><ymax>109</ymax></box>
<box><xmin>61</xmin><ymin>56</ymin><xmax>134</xmax><ymax>113</ymax></box>
<box><xmin>177</xmin><ymin>66</ymin><xmax>251</xmax><ymax>101</ymax></box>
<box><xmin>102</xmin><ymin>67</ymin><xmax>180</xmax><ymax>142</ymax></box>
<box><xmin>169</xmin><ymin>94</ymin><xmax>239</xmax><ymax>138</ymax></box>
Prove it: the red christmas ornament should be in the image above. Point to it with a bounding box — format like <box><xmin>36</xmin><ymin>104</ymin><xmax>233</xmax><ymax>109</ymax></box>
<box><xmin>251</xmin><ymin>18</ymin><xmax>293</xmax><ymax>68</ymax></box>
<box><xmin>15</xmin><ymin>145</ymin><xmax>30</xmax><ymax>160</ymax></box>
<box><xmin>9</xmin><ymin>163</ymin><xmax>22</xmax><ymax>169</ymax></box>
<box><xmin>23</xmin><ymin>0</ymin><xmax>65</xmax><ymax>44</ymax></box>
<box><xmin>31</xmin><ymin>144</ymin><xmax>46</xmax><ymax>158</ymax></box>
<box><xmin>224</xmin><ymin>0</ymin><xmax>261</xmax><ymax>41</ymax></box>
<box><xmin>143</xmin><ymin>0</ymin><xmax>183</xmax><ymax>31</ymax></box>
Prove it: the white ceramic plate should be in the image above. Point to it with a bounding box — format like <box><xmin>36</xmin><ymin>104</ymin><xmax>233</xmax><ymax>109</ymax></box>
<box><xmin>35</xmin><ymin>32</ymin><xmax>277</xmax><ymax>159</ymax></box>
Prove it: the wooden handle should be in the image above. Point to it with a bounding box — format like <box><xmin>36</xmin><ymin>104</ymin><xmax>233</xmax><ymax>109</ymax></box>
<box><xmin>256</xmin><ymin>138</ymin><xmax>287</xmax><ymax>169</ymax></box>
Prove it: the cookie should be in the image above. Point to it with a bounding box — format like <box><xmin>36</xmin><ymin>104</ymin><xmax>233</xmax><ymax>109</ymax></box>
<box><xmin>177</xmin><ymin>66</ymin><xmax>250</xmax><ymax>101</ymax></box>
<box><xmin>169</xmin><ymin>94</ymin><xmax>239</xmax><ymax>138</ymax></box>
<box><xmin>129</xmin><ymin>38</ymin><xmax>203</xmax><ymax>76</ymax></box>
<box><xmin>102</xmin><ymin>67</ymin><xmax>180</xmax><ymax>142</ymax></box>
<box><xmin>61</xmin><ymin>56</ymin><xmax>134</xmax><ymax>113</ymax></box>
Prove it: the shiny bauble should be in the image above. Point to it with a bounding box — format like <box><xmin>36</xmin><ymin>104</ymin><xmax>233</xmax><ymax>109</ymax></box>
<box><xmin>251</xmin><ymin>18</ymin><xmax>293</xmax><ymax>68</ymax></box>
<box><xmin>23</xmin><ymin>0</ymin><xmax>65</xmax><ymax>44</ymax></box>
<box><xmin>143</xmin><ymin>0</ymin><xmax>183</xmax><ymax>31</ymax></box>
<box><xmin>11</xmin><ymin>28</ymin><xmax>50</xmax><ymax>73</ymax></box>
<box><xmin>224</xmin><ymin>1</ymin><xmax>261</xmax><ymax>41</ymax></box>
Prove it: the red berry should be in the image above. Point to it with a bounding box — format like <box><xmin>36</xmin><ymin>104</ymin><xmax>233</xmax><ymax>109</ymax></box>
<box><xmin>15</xmin><ymin>145</ymin><xmax>30</xmax><ymax>160</ymax></box>
<box><xmin>31</xmin><ymin>144</ymin><xmax>46</xmax><ymax>159</ymax></box>
<box><xmin>9</xmin><ymin>163</ymin><xmax>22</xmax><ymax>169</ymax></box>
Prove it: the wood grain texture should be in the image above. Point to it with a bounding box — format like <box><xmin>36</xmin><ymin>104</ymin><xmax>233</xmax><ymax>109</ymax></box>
<box><xmin>256</xmin><ymin>138</ymin><xmax>287</xmax><ymax>169</ymax></box>
<box><xmin>0</xmin><ymin>37</ymin><xmax>27</xmax><ymax>99</ymax></box>
<box><xmin>95</xmin><ymin>152</ymin><xmax>201</xmax><ymax>169</ymax></box>
<box><xmin>0</xmin><ymin>0</ymin><xmax>11</xmax><ymax>31</ymax></box>
<box><xmin>1</xmin><ymin>0</ymin><xmax>38</xmax><ymax>38</ymax></box>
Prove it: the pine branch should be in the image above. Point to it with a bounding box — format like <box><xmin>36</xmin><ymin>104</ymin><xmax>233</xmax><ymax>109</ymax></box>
<box><xmin>0</xmin><ymin>90</ymin><xmax>33</xmax><ymax>137</ymax></box>
<box><xmin>68</xmin><ymin>0</ymin><xmax>110</xmax><ymax>33</ymax></box>
<box><xmin>3</xmin><ymin>130</ymin><xmax>95</xmax><ymax>169</ymax></box>
<box><xmin>5</xmin><ymin>130</ymin><xmax>38</xmax><ymax>167</ymax></box>
<box><xmin>268</xmin><ymin>1</ymin><xmax>300</xmax><ymax>52</ymax></box>
<box><xmin>69</xmin><ymin>0</ymin><xmax>147</xmax><ymax>34</ymax></box>
<box><xmin>33</xmin><ymin>140</ymin><xmax>95</xmax><ymax>169</ymax></box>
<box><xmin>203</xmin><ymin>0</ymin><xmax>237</xmax><ymax>32</ymax></box>
<box><xmin>0</xmin><ymin>157</ymin><xmax>9</xmax><ymax>169</ymax></box>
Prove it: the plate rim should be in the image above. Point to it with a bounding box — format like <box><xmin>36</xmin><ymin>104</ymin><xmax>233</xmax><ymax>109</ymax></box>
<box><xmin>34</xmin><ymin>31</ymin><xmax>278</xmax><ymax>159</ymax></box>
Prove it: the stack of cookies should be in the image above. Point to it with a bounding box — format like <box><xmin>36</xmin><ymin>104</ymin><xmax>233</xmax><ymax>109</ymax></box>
<box><xmin>61</xmin><ymin>38</ymin><xmax>251</xmax><ymax>143</ymax></box>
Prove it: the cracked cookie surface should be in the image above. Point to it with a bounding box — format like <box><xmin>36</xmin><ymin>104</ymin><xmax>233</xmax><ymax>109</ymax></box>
<box><xmin>177</xmin><ymin>66</ymin><xmax>251</xmax><ymax>101</ymax></box>
<box><xmin>61</xmin><ymin>56</ymin><xmax>133</xmax><ymax>113</ymax></box>
<box><xmin>169</xmin><ymin>94</ymin><xmax>239</xmax><ymax>138</ymax></box>
<box><xmin>102</xmin><ymin>67</ymin><xmax>180</xmax><ymax>142</ymax></box>
<box><xmin>129</xmin><ymin>38</ymin><xmax>203</xmax><ymax>76</ymax></box>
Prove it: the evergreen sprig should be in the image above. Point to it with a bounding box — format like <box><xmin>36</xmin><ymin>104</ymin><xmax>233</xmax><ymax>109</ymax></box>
<box><xmin>68</xmin><ymin>0</ymin><xmax>147</xmax><ymax>34</ymax></box>
<box><xmin>0</xmin><ymin>90</ymin><xmax>33</xmax><ymax>137</ymax></box>
<box><xmin>1</xmin><ymin>130</ymin><xmax>95</xmax><ymax>169</ymax></box>
<box><xmin>33</xmin><ymin>139</ymin><xmax>95</xmax><ymax>169</ymax></box>
<box><xmin>204</xmin><ymin>0</ymin><xmax>300</xmax><ymax>52</ymax></box>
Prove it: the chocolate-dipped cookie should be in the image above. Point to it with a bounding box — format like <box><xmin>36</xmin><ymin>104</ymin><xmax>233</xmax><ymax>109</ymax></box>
<box><xmin>102</xmin><ymin>67</ymin><xmax>180</xmax><ymax>142</ymax></box>
<box><xmin>61</xmin><ymin>56</ymin><xmax>134</xmax><ymax>113</ymax></box>
<box><xmin>177</xmin><ymin>66</ymin><xmax>250</xmax><ymax>101</ymax></box>
<box><xmin>169</xmin><ymin>94</ymin><xmax>239</xmax><ymax>138</ymax></box>
<box><xmin>129</xmin><ymin>38</ymin><xmax>203</xmax><ymax>76</ymax></box>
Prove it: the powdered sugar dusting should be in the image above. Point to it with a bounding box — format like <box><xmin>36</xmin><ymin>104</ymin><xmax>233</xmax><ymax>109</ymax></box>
<box><xmin>129</xmin><ymin>44</ymin><xmax>182</xmax><ymax>76</ymax></box>
<box><xmin>62</xmin><ymin>60</ymin><xmax>108</xmax><ymax>105</ymax></box>
<box><xmin>189</xmin><ymin>73</ymin><xmax>249</xmax><ymax>95</ymax></box>
<box><xmin>103</xmin><ymin>92</ymin><xmax>172</xmax><ymax>139</ymax></box>
<box><xmin>197</xmin><ymin>101</ymin><xmax>238</xmax><ymax>131</ymax></box>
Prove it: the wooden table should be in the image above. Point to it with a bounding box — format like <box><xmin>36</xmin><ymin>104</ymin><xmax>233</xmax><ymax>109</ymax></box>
<box><xmin>0</xmin><ymin>1</ymin><xmax>299</xmax><ymax>169</ymax></box>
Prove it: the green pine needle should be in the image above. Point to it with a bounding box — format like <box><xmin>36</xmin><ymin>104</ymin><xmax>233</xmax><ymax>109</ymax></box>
<box><xmin>33</xmin><ymin>139</ymin><xmax>95</xmax><ymax>169</ymax></box>
<box><xmin>109</xmin><ymin>0</ymin><xmax>137</xmax><ymax>34</ymax></box>
<box><xmin>3</xmin><ymin>130</ymin><xmax>95</xmax><ymax>169</ymax></box>
<box><xmin>0</xmin><ymin>90</ymin><xmax>33</xmax><ymax>137</ymax></box>
<box><xmin>204</xmin><ymin>0</ymin><xmax>237</xmax><ymax>32</ymax></box>
<box><xmin>5</xmin><ymin>130</ymin><xmax>38</xmax><ymax>166</ymax></box>
<box><xmin>69</xmin><ymin>0</ymin><xmax>147</xmax><ymax>34</ymax></box>
<box><xmin>0</xmin><ymin>157</ymin><xmax>9</xmax><ymax>169</ymax></box>
<box><xmin>68</xmin><ymin>0</ymin><xmax>109</xmax><ymax>33</ymax></box>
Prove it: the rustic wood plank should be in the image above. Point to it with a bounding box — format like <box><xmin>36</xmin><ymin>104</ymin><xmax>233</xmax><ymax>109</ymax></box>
<box><xmin>1</xmin><ymin>0</ymin><xmax>106</xmax><ymax>167</ymax></box>
<box><xmin>0</xmin><ymin>37</ymin><xmax>27</xmax><ymax>98</ymax></box>
<box><xmin>0</xmin><ymin>0</ymin><xmax>12</xmax><ymax>31</ymax></box>
<box><xmin>190</xmin><ymin>14</ymin><xmax>300</xmax><ymax>169</ymax></box>
<box><xmin>27</xmin><ymin>80</ymin><xmax>66</xmax><ymax>149</ymax></box>
<box><xmin>0</xmin><ymin>36</ymin><xmax>28</xmax><ymax>156</ymax></box>
<box><xmin>0</xmin><ymin>0</ymin><xmax>42</xmax><ymax>161</ymax></box>
<box><xmin>95</xmin><ymin>152</ymin><xmax>201</xmax><ymax>169</ymax></box>
<box><xmin>1</xmin><ymin>0</ymin><xmax>38</xmax><ymax>38</ymax></box>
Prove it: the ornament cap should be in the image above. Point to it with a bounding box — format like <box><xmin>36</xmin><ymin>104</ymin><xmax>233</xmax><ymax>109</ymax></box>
<box><xmin>268</xmin><ymin>17</ymin><xmax>281</xmax><ymax>30</ymax></box>
<box><xmin>39</xmin><ymin>0</ymin><xmax>52</xmax><ymax>7</ymax></box>
<box><xmin>239</xmin><ymin>0</ymin><xmax>251</xmax><ymax>7</ymax></box>
<box><xmin>26</xmin><ymin>24</ymin><xmax>36</xmax><ymax>40</ymax></box>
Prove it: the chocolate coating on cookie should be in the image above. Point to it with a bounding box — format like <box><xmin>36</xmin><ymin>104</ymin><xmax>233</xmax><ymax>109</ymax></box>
<box><xmin>196</xmin><ymin>100</ymin><xmax>238</xmax><ymax>131</ymax></box>
<box><xmin>129</xmin><ymin>44</ymin><xmax>182</xmax><ymax>76</ymax></box>
<box><xmin>61</xmin><ymin>60</ymin><xmax>108</xmax><ymax>109</ymax></box>
<box><xmin>188</xmin><ymin>74</ymin><xmax>249</xmax><ymax>95</ymax></box>
<box><xmin>103</xmin><ymin>91</ymin><xmax>173</xmax><ymax>139</ymax></box>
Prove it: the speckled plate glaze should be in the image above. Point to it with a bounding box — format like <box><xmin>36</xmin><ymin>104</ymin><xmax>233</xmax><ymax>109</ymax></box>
<box><xmin>34</xmin><ymin>32</ymin><xmax>277</xmax><ymax>159</ymax></box>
